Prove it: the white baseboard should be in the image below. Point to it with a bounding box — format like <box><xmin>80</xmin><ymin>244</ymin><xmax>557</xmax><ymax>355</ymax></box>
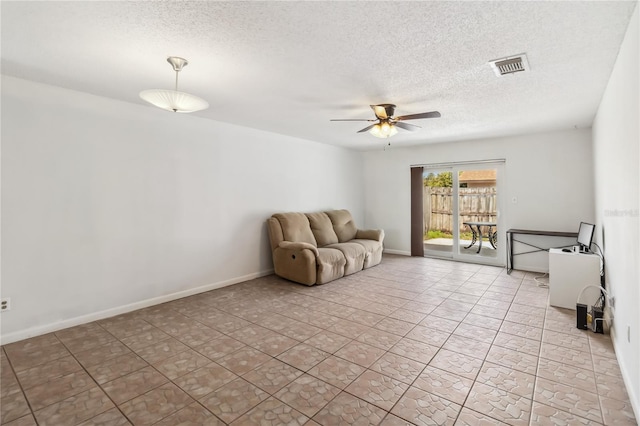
<box><xmin>610</xmin><ymin>325</ymin><xmax>640</xmax><ymax>423</ymax></box>
<box><xmin>0</xmin><ymin>269</ymin><xmax>274</xmax><ymax>345</ymax></box>
<box><xmin>511</xmin><ymin>266</ymin><xmax>548</xmax><ymax>274</ymax></box>
<box><xmin>383</xmin><ymin>249</ymin><xmax>411</xmax><ymax>256</ymax></box>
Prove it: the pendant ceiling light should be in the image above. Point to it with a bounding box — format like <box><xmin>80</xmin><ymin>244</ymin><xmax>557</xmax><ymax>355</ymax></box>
<box><xmin>139</xmin><ymin>57</ymin><xmax>209</xmax><ymax>113</ymax></box>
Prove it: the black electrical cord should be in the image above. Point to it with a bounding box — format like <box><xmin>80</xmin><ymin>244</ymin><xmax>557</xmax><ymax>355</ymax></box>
<box><xmin>590</xmin><ymin>241</ymin><xmax>606</xmax><ymax>291</ymax></box>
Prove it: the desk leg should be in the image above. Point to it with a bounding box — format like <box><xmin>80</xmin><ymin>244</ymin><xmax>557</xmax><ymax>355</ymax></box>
<box><xmin>507</xmin><ymin>231</ymin><xmax>513</xmax><ymax>274</ymax></box>
<box><xmin>476</xmin><ymin>225</ymin><xmax>483</xmax><ymax>253</ymax></box>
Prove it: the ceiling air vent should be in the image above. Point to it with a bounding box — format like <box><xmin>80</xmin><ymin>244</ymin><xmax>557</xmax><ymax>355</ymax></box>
<box><xmin>489</xmin><ymin>54</ymin><xmax>529</xmax><ymax>77</ymax></box>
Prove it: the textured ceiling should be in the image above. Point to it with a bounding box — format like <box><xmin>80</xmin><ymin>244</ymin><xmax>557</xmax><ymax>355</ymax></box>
<box><xmin>1</xmin><ymin>1</ymin><xmax>637</xmax><ymax>150</ymax></box>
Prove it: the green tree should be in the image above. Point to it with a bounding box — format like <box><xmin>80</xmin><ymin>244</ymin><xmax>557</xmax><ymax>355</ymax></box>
<box><xmin>424</xmin><ymin>172</ymin><xmax>453</xmax><ymax>187</ymax></box>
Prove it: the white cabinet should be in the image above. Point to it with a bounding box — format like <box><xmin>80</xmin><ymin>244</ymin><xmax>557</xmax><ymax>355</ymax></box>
<box><xmin>548</xmin><ymin>249</ymin><xmax>601</xmax><ymax>309</ymax></box>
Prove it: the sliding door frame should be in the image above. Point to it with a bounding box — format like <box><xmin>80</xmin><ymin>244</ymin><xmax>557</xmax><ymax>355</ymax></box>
<box><xmin>412</xmin><ymin>159</ymin><xmax>506</xmax><ymax>267</ymax></box>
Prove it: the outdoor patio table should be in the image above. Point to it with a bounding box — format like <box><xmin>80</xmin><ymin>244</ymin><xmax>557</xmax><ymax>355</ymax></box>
<box><xmin>463</xmin><ymin>221</ymin><xmax>497</xmax><ymax>253</ymax></box>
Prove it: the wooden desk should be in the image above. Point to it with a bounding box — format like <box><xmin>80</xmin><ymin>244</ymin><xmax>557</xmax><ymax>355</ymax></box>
<box><xmin>506</xmin><ymin>229</ymin><xmax>577</xmax><ymax>274</ymax></box>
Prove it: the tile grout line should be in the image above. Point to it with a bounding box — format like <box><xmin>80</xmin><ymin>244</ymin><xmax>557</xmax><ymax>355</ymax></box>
<box><xmin>55</xmin><ymin>323</ymin><xmax>138</xmax><ymax>426</ymax></box>
<box><xmin>1</xmin><ymin>346</ymin><xmax>39</xmax><ymax>425</ymax></box>
<box><xmin>449</xmin><ymin>268</ymin><xmax>518</xmax><ymax>425</ymax></box>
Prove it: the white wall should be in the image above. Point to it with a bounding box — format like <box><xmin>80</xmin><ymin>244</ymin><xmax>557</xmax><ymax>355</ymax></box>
<box><xmin>363</xmin><ymin>128</ymin><xmax>595</xmax><ymax>271</ymax></box>
<box><xmin>0</xmin><ymin>76</ymin><xmax>364</xmax><ymax>343</ymax></box>
<box><xmin>593</xmin><ymin>3</ymin><xmax>639</xmax><ymax>418</ymax></box>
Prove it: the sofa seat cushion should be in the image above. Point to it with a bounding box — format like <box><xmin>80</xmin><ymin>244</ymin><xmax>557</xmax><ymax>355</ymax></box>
<box><xmin>306</xmin><ymin>212</ymin><xmax>339</xmax><ymax>247</ymax></box>
<box><xmin>351</xmin><ymin>239</ymin><xmax>383</xmax><ymax>269</ymax></box>
<box><xmin>326</xmin><ymin>242</ymin><xmax>366</xmax><ymax>276</ymax></box>
<box><xmin>316</xmin><ymin>248</ymin><xmax>346</xmax><ymax>284</ymax></box>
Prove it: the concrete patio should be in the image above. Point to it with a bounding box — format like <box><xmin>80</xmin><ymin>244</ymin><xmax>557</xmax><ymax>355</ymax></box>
<box><xmin>424</xmin><ymin>238</ymin><xmax>497</xmax><ymax>258</ymax></box>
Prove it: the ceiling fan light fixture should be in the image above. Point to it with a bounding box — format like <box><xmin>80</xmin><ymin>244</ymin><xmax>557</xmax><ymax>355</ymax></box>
<box><xmin>139</xmin><ymin>56</ymin><xmax>209</xmax><ymax>113</ymax></box>
<box><xmin>370</xmin><ymin>122</ymin><xmax>398</xmax><ymax>138</ymax></box>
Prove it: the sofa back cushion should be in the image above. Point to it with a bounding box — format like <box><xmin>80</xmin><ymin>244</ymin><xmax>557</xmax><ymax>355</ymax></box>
<box><xmin>306</xmin><ymin>212</ymin><xmax>339</xmax><ymax>247</ymax></box>
<box><xmin>326</xmin><ymin>209</ymin><xmax>357</xmax><ymax>242</ymax></box>
<box><xmin>272</xmin><ymin>213</ymin><xmax>318</xmax><ymax>246</ymax></box>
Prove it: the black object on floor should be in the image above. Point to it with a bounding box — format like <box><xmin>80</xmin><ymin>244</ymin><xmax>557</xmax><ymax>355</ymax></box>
<box><xmin>576</xmin><ymin>303</ymin><xmax>588</xmax><ymax>329</ymax></box>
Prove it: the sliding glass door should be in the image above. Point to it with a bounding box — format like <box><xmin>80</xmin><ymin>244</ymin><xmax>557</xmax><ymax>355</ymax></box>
<box><xmin>422</xmin><ymin>161</ymin><xmax>505</xmax><ymax>266</ymax></box>
<box><xmin>423</xmin><ymin>168</ymin><xmax>454</xmax><ymax>258</ymax></box>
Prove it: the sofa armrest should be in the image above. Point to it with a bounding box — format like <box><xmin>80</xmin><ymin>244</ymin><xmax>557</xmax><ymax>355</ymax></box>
<box><xmin>278</xmin><ymin>241</ymin><xmax>319</xmax><ymax>257</ymax></box>
<box><xmin>273</xmin><ymin>242</ymin><xmax>318</xmax><ymax>285</ymax></box>
<box><xmin>356</xmin><ymin>228</ymin><xmax>385</xmax><ymax>242</ymax></box>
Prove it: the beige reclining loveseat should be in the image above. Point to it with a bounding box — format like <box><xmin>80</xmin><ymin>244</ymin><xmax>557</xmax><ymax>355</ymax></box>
<box><xmin>267</xmin><ymin>209</ymin><xmax>384</xmax><ymax>285</ymax></box>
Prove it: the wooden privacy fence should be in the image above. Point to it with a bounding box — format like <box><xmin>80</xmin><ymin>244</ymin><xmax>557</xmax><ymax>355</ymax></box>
<box><xmin>424</xmin><ymin>187</ymin><xmax>497</xmax><ymax>234</ymax></box>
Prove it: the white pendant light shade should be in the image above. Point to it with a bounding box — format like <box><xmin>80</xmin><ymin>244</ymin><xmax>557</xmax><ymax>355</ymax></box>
<box><xmin>140</xmin><ymin>56</ymin><xmax>209</xmax><ymax>113</ymax></box>
<box><xmin>139</xmin><ymin>89</ymin><xmax>209</xmax><ymax>113</ymax></box>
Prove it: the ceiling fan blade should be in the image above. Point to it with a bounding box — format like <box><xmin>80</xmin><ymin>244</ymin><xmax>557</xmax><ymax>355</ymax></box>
<box><xmin>395</xmin><ymin>121</ymin><xmax>422</xmax><ymax>132</ymax></box>
<box><xmin>395</xmin><ymin>111</ymin><xmax>441</xmax><ymax>121</ymax></box>
<box><xmin>357</xmin><ymin>124</ymin><xmax>377</xmax><ymax>133</ymax></box>
<box><xmin>330</xmin><ymin>119</ymin><xmax>376</xmax><ymax>122</ymax></box>
<box><xmin>371</xmin><ymin>104</ymin><xmax>396</xmax><ymax>120</ymax></box>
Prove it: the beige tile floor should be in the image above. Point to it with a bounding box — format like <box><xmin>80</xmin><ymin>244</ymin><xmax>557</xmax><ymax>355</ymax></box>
<box><xmin>1</xmin><ymin>254</ymin><xmax>637</xmax><ymax>425</ymax></box>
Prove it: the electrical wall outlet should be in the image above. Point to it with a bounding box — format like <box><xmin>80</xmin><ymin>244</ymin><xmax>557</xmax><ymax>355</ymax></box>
<box><xmin>1</xmin><ymin>298</ymin><xmax>10</xmax><ymax>312</ymax></box>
